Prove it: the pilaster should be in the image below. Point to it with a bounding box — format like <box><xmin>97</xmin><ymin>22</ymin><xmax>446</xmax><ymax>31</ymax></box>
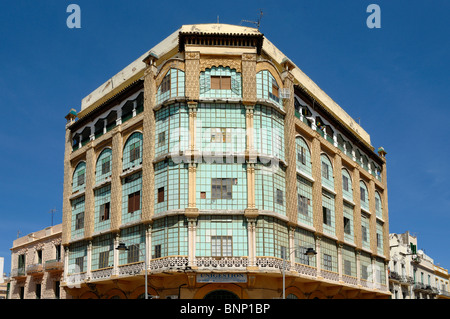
<box><xmin>311</xmin><ymin>137</ymin><xmax>323</xmax><ymax>233</ymax></box>
<box><xmin>334</xmin><ymin>154</ymin><xmax>344</xmax><ymax>242</ymax></box>
<box><xmin>84</xmin><ymin>145</ymin><xmax>96</xmax><ymax>239</ymax></box>
<box><xmin>110</xmin><ymin>130</ymin><xmax>123</xmax><ymax>231</ymax></box>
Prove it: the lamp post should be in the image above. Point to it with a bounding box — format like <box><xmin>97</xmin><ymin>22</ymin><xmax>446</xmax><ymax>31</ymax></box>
<box><xmin>282</xmin><ymin>247</ymin><xmax>317</xmax><ymax>299</ymax></box>
<box><xmin>116</xmin><ymin>242</ymin><xmax>148</xmax><ymax>299</ymax></box>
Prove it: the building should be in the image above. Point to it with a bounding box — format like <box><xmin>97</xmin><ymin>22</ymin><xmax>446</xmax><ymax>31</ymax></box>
<box><xmin>9</xmin><ymin>224</ymin><xmax>66</xmax><ymax>299</ymax></box>
<box><xmin>0</xmin><ymin>257</ymin><xmax>8</xmax><ymax>299</ymax></box>
<box><xmin>61</xmin><ymin>23</ymin><xmax>390</xmax><ymax>299</ymax></box>
<box><xmin>389</xmin><ymin>231</ymin><xmax>450</xmax><ymax>299</ymax></box>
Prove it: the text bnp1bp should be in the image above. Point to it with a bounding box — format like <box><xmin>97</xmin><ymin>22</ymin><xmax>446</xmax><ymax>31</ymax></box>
<box><xmin>180</xmin><ymin>303</ymin><xmax>271</xmax><ymax>317</ymax></box>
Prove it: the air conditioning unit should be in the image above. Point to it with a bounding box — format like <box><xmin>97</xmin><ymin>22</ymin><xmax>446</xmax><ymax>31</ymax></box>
<box><xmin>280</xmin><ymin>88</ymin><xmax>290</xmax><ymax>99</ymax></box>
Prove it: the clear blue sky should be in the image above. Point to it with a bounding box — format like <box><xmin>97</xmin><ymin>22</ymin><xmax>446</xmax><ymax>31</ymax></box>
<box><xmin>0</xmin><ymin>1</ymin><xmax>449</xmax><ymax>274</ymax></box>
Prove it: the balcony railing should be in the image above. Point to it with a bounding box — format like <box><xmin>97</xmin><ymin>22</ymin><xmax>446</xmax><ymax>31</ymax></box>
<box><xmin>11</xmin><ymin>267</ymin><xmax>26</xmax><ymax>279</ymax></box>
<box><xmin>26</xmin><ymin>263</ymin><xmax>43</xmax><ymax>276</ymax></box>
<box><xmin>45</xmin><ymin>259</ymin><xmax>64</xmax><ymax>272</ymax></box>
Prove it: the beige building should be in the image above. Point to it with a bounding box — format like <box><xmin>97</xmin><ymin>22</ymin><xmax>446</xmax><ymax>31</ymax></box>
<box><xmin>9</xmin><ymin>224</ymin><xmax>66</xmax><ymax>299</ymax></box>
<box><xmin>389</xmin><ymin>231</ymin><xmax>450</xmax><ymax>299</ymax></box>
<box><xmin>61</xmin><ymin>23</ymin><xmax>390</xmax><ymax>299</ymax></box>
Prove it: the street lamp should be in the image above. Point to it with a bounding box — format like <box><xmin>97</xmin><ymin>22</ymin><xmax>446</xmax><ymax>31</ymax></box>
<box><xmin>116</xmin><ymin>241</ymin><xmax>148</xmax><ymax>300</ymax></box>
<box><xmin>282</xmin><ymin>247</ymin><xmax>317</xmax><ymax>299</ymax></box>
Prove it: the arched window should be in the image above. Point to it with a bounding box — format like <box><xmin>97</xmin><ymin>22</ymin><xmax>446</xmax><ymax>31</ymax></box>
<box><xmin>157</xmin><ymin>68</ymin><xmax>185</xmax><ymax>104</ymax></box>
<box><xmin>123</xmin><ymin>132</ymin><xmax>143</xmax><ymax>171</ymax></box>
<box><xmin>256</xmin><ymin>70</ymin><xmax>281</xmax><ymax>108</ymax></box>
<box><xmin>96</xmin><ymin>148</ymin><xmax>112</xmax><ymax>183</ymax></box>
<box><xmin>295</xmin><ymin>136</ymin><xmax>312</xmax><ymax>176</ymax></box>
<box><xmin>342</xmin><ymin>168</ymin><xmax>353</xmax><ymax>201</ymax></box>
<box><xmin>320</xmin><ymin>154</ymin><xmax>334</xmax><ymax>191</ymax></box>
<box><xmin>200</xmin><ymin>66</ymin><xmax>240</xmax><ymax>98</ymax></box>
<box><xmin>375</xmin><ymin>191</ymin><xmax>383</xmax><ymax>218</ymax></box>
<box><xmin>360</xmin><ymin>180</ymin><xmax>369</xmax><ymax>211</ymax></box>
<box><xmin>72</xmin><ymin>161</ymin><xmax>86</xmax><ymax>193</ymax></box>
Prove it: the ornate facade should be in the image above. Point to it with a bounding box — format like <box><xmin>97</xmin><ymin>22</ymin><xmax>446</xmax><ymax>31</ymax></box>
<box><xmin>61</xmin><ymin>24</ymin><xmax>390</xmax><ymax>299</ymax></box>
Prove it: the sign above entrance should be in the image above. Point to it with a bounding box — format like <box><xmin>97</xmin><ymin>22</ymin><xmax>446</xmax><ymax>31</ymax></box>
<box><xmin>196</xmin><ymin>273</ymin><xmax>247</xmax><ymax>283</ymax></box>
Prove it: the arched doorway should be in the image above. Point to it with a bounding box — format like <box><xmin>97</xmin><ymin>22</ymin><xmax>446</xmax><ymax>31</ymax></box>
<box><xmin>204</xmin><ymin>290</ymin><xmax>239</xmax><ymax>299</ymax></box>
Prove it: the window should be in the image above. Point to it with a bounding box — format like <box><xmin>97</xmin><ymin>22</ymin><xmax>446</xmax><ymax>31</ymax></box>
<box><xmin>322</xmin><ymin>161</ymin><xmax>329</xmax><ymax>180</ymax></box>
<box><xmin>128</xmin><ymin>244</ymin><xmax>140</xmax><ymax>263</ymax></box>
<box><xmin>211</xmin><ymin>178</ymin><xmax>234</xmax><ymax>200</ymax></box>
<box><xmin>154</xmin><ymin>244</ymin><xmax>162</xmax><ymax>259</ymax></box>
<box><xmin>295</xmin><ymin>246</ymin><xmax>310</xmax><ymax>265</ymax></box>
<box><xmin>161</xmin><ymin>73</ymin><xmax>171</xmax><ymax>93</ymax></box>
<box><xmin>75</xmin><ymin>257</ymin><xmax>84</xmax><ymax>273</ymax></box>
<box><xmin>344</xmin><ymin>217</ymin><xmax>351</xmax><ymax>235</ymax></box>
<box><xmin>360</xmin><ymin>186</ymin><xmax>366</xmax><ymax>203</ymax></box>
<box><xmin>343</xmin><ymin>175</ymin><xmax>349</xmax><ymax>192</ymax></box>
<box><xmin>37</xmin><ymin>250</ymin><xmax>42</xmax><ymax>264</ymax></box>
<box><xmin>361</xmin><ymin>265</ymin><xmax>369</xmax><ymax>280</ymax></box>
<box><xmin>377</xmin><ymin>233</ymin><xmax>382</xmax><ymax>248</ymax></box>
<box><xmin>99</xmin><ymin>202</ymin><xmax>110</xmax><ymax>221</ymax></box>
<box><xmin>276</xmin><ymin>189</ymin><xmax>284</xmax><ymax>205</ymax></box>
<box><xmin>298</xmin><ymin>194</ymin><xmax>309</xmax><ymax>216</ymax></box>
<box><xmin>157</xmin><ymin>187</ymin><xmax>165</xmax><ymax>203</ymax></box>
<box><xmin>55</xmin><ymin>281</ymin><xmax>60</xmax><ymax>299</ymax></box>
<box><xmin>211</xmin><ymin>76</ymin><xmax>231</xmax><ymax>90</ymax></box>
<box><xmin>271</xmin><ymin>79</ymin><xmax>279</xmax><ymax>98</ymax></box>
<box><xmin>362</xmin><ymin>225</ymin><xmax>368</xmax><ymax>242</ymax></box>
<box><xmin>323</xmin><ymin>207</ymin><xmax>331</xmax><ymax>226</ymax></box>
<box><xmin>98</xmin><ymin>251</ymin><xmax>109</xmax><ymax>269</ymax></box>
<box><xmin>77</xmin><ymin>169</ymin><xmax>85</xmax><ymax>187</ymax></box>
<box><xmin>129</xmin><ymin>141</ymin><xmax>141</xmax><ymax>162</ymax></box>
<box><xmin>101</xmin><ymin>157</ymin><xmax>111</xmax><ymax>175</ymax></box>
<box><xmin>344</xmin><ymin>260</ymin><xmax>352</xmax><ymax>276</ymax></box>
<box><xmin>75</xmin><ymin>212</ymin><xmax>84</xmax><ymax>230</ymax></box>
<box><xmin>128</xmin><ymin>191</ymin><xmax>141</xmax><ymax>213</ymax></box>
<box><xmin>56</xmin><ymin>244</ymin><xmax>61</xmax><ymax>261</ymax></box>
<box><xmin>158</xmin><ymin>132</ymin><xmax>166</xmax><ymax>145</ymax></box>
<box><xmin>210</xmin><ymin>128</ymin><xmax>230</xmax><ymax>143</ymax></box>
<box><xmin>297</xmin><ymin>146</ymin><xmax>306</xmax><ymax>165</ymax></box>
<box><xmin>211</xmin><ymin>236</ymin><xmax>232</xmax><ymax>257</ymax></box>
<box><xmin>35</xmin><ymin>284</ymin><xmax>41</xmax><ymax>299</ymax></box>
<box><xmin>323</xmin><ymin>254</ymin><xmax>333</xmax><ymax>271</ymax></box>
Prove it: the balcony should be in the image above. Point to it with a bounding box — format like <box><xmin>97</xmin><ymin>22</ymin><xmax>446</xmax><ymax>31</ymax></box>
<box><xmin>26</xmin><ymin>263</ymin><xmax>44</xmax><ymax>276</ymax></box>
<box><xmin>45</xmin><ymin>259</ymin><xmax>64</xmax><ymax>273</ymax></box>
<box><xmin>11</xmin><ymin>267</ymin><xmax>26</xmax><ymax>279</ymax></box>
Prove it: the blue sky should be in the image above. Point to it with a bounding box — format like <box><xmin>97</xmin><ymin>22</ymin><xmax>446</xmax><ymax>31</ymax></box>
<box><xmin>0</xmin><ymin>0</ymin><xmax>449</xmax><ymax>274</ymax></box>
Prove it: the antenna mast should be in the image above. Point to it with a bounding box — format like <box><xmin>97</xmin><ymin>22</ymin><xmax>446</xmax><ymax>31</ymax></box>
<box><xmin>240</xmin><ymin>9</ymin><xmax>263</xmax><ymax>30</ymax></box>
<box><xmin>49</xmin><ymin>208</ymin><xmax>56</xmax><ymax>226</ymax></box>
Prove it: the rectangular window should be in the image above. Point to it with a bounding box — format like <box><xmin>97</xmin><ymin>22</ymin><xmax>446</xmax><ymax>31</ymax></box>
<box><xmin>18</xmin><ymin>254</ymin><xmax>25</xmax><ymax>269</ymax></box>
<box><xmin>211</xmin><ymin>236</ymin><xmax>232</xmax><ymax>257</ymax></box>
<box><xmin>322</xmin><ymin>162</ymin><xmax>329</xmax><ymax>179</ymax></box>
<box><xmin>211</xmin><ymin>76</ymin><xmax>231</xmax><ymax>90</ymax></box>
<box><xmin>129</xmin><ymin>142</ymin><xmax>141</xmax><ymax>162</ymax></box>
<box><xmin>56</xmin><ymin>244</ymin><xmax>61</xmax><ymax>261</ymax></box>
<box><xmin>154</xmin><ymin>244</ymin><xmax>162</xmax><ymax>259</ymax></box>
<box><xmin>157</xmin><ymin>187</ymin><xmax>165</xmax><ymax>203</ymax></box>
<box><xmin>360</xmin><ymin>187</ymin><xmax>366</xmax><ymax>202</ymax></box>
<box><xmin>99</xmin><ymin>202</ymin><xmax>110</xmax><ymax>221</ymax></box>
<box><xmin>272</xmin><ymin>79</ymin><xmax>279</xmax><ymax>98</ymax></box>
<box><xmin>343</xmin><ymin>175</ymin><xmax>349</xmax><ymax>192</ymax></box>
<box><xmin>75</xmin><ymin>257</ymin><xmax>84</xmax><ymax>273</ymax></box>
<box><xmin>98</xmin><ymin>251</ymin><xmax>109</xmax><ymax>269</ymax></box>
<box><xmin>128</xmin><ymin>191</ymin><xmax>141</xmax><ymax>213</ymax></box>
<box><xmin>35</xmin><ymin>284</ymin><xmax>41</xmax><ymax>299</ymax></box>
<box><xmin>323</xmin><ymin>254</ymin><xmax>333</xmax><ymax>271</ymax></box>
<box><xmin>377</xmin><ymin>233</ymin><xmax>382</xmax><ymax>248</ymax></box>
<box><xmin>77</xmin><ymin>170</ymin><xmax>85</xmax><ymax>187</ymax></box>
<box><xmin>361</xmin><ymin>265</ymin><xmax>369</xmax><ymax>280</ymax></box>
<box><xmin>128</xmin><ymin>244</ymin><xmax>140</xmax><ymax>263</ymax></box>
<box><xmin>101</xmin><ymin>157</ymin><xmax>111</xmax><ymax>175</ymax></box>
<box><xmin>298</xmin><ymin>195</ymin><xmax>309</xmax><ymax>216</ymax></box>
<box><xmin>344</xmin><ymin>217</ymin><xmax>351</xmax><ymax>235</ymax></box>
<box><xmin>37</xmin><ymin>250</ymin><xmax>42</xmax><ymax>264</ymax></box>
<box><xmin>362</xmin><ymin>225</ymin><xmax>368</xmax><ymax>242</ymax></box>
<box><xmin>75</xmin><ymin>212</ymin><xmax>84</xmax><ymax>230</ymax></box>
<box><xmin>158</xmin><ymin>132</ymin><xmax>166</xmax><ymax>145</ymax></box>
<box><xmin>323</xmin><ymin>207</ymin><xmax>331</xmax><ymax>226</ymax></box>
<box><xmin>211</xmin><ymin>178</ymin><xmax>233</xmax><ymax>200</ymax></box>
<box><xmin>375</xmin><ymin>197</ymin><xmax>380</xmax><ymax>212</ymax></box>
<box><xmin>298</xmin><ymin>147</ymin><xmax>306</xmax><ymax>165</ymax></box>
<box><xmin>161</xmin><ymin>74</ymin><xmax>171</xmax><ymax>93</ymax></box>
<box><xmin>210</xmin><ymin>128</ymin><xmax>230</xmax><ymax>143</ymax></box>
<box><xmin>344</xmin><ymin>260</ymin><xmax>352</xmax><ymax>276</ymax></box>
<box><xmin>55</xmin><ymin>281</ymin><xmax>60</xmax><ymax>299</ymax></box>
<box><xmin>276</xmin><ymin>189</ymin><xmax>284</xmax><ymax>205</ymax></box>
<box><xmin>295</xmin><ymin>246</ymin><xmax>310</xmax><ymax>265</ymax></box>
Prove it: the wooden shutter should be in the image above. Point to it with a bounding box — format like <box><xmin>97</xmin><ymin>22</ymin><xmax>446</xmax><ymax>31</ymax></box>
<box><xmin>134</xmin><ymin>191</ymin><xmax>140</xmax><ymax>211</ymax></box>
<box><xmin>158</xmin><ymin>187</ymin><xmax>164</xmax><ymax>203</ymax></box>
<box><xmin>211</xmin><ymin>76</ymin><xmax>221</xmax><ymax>89</ymax></box>
<box><xmin>221</xmin><ymin>76</ymin><xmax>231</xmax><ymax>90</ymax></box>
<box><xmin>128</xmin><ymin>193</ymin><xmax>135</xmax><ymax>213</ymax></box>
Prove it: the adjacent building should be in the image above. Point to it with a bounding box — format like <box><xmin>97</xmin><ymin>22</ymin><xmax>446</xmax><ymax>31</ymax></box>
<box><xmin>61</xmin><ymin>24</ymin><xmax>390</xmax><ymax>299</ymax></box>
<box><xmin>9</xmin><ymin>224</ymin><xmax>66</xmax><ymax>299</ymax></box>
<box><xmin>389</xmin><ymin>231</ymin><xmax>450</xmax><ymax>299</ymax></box>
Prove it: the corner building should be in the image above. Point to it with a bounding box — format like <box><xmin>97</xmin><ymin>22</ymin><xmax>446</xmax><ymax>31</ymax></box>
<box><xmin>62</xmin><ymin>24</ymin><xmax>390</xmax><ymax>299</ymax></box>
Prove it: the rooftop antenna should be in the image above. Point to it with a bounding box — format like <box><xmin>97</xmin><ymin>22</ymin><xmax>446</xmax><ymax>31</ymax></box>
<box><xmin>17</xmin><ymin>230</ymin><xmax>21</xmax><ymax>239</ymax></box>
<box><xmin>49</xmin><ymin>208</ymin><xmax>56</xmax><ymax>226</ymax></box>
<box><xmin>240</xmin><ymin>9</ymin><xmax>263</xmax><ymax>30</ymax></box>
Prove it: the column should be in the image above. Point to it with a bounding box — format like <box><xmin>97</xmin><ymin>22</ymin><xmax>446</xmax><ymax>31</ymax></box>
<box><xmin>141</xmin><ymin>58</ymin><xmax>157</xmax><ymax>223</ymax></box>
<box><xmin>187</xmin><ymin>217</ymin><xmax>198</xmax><ymax>268</ymax></box>
<box><xmin>356</xmin><ymin>249</ymin><xmax>361</xmax><ymax>286</ymax></box>
<box><xmin>84</xmin><ymin>146</ymin><xmax>96</xmax><ymax>238</ymax></box>
<box><xmin>246</xmin><ymin>217</ymin><xmax>257</xmax><ymax>269</ymax></box>
<box><xmin>334</xmin><ymin>154</ymin><xmax>344</xmax><ymax>242</ymax></box>
<box><xmin>146</xmin><ymin>224</ymin><xmax>152</xmax><ymax>271</ymax></box>
<box><xmin>315</xmin><ymin>235</ymin><xmax>322</xmax><ymax>278</ymax></box>
<box><xmin>311</xmin><ymin>137</ymin><xmax>323</xmax><ymax>233</ymax></box>
<box><xmin>289</xmin><ymin>226</ymin><xmax>296</xmax><ymax>269</ymax></box>
<box><xmin>338</xmin><ymin>243</ymin><xmax>343</xmax><ymax>282</ymax></box>
<box><xmin>62</xmin><ymin>118</ymin><xmax>75</xmax><ymax>245</ymax></box>
<box><xmin>86</xmin><ymin>240</ymin><xmax>92</xmax><ymax>279</ymax></box>
<box><xmin>113</xmin><ymin>233</ymin><xmax>120</xmax><ymax>276</ymax></box>
<box><xmin>110</xmin><ymin>130</ymin><xmax>123</xmax><ymax>231</ymax></box>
